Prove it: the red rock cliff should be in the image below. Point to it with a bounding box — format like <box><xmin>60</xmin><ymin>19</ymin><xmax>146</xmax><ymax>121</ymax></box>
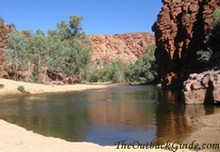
<box><xmin>152</xmin><ymin>0</ymin><xmax>220</xmax><ymax>87</ymax></box>
<box><xmin>88</xmin><ymin>33</ymin><xmax>155</xmax><ymax>67</ymax></box>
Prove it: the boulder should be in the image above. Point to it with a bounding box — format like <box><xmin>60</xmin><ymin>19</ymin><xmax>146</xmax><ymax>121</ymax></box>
<box><xmin>183</xmin><ymin>67</ymin><xmax>220</xmax><ymax>104</ymax></box>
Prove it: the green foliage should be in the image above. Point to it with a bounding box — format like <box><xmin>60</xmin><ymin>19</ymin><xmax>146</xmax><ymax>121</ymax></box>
<box><xmin>212</xmin><ymin>9</ymin><xmax>220</xmax><ymax>27</ymax></box>
<box><xmin>125</xmin><ymin>55</ymin><xmax>157</xmax><ymax>83</ymax></box>
<box><xmin>86</xmin><ymin>62</ymin><xmax>126</xmax><ymax>83</ymax></box>
<box><xmin>144</xmin><ymin>45</ymin><xmax>156</xmax><ymax>56</ymax></box>
<box><xmin>17</xmin><ymin>85</ymin><xmax>25</xmax><ymax>93</ymax></box>
<box><xmin>10</xmin><ymin>23</ymin><xmax>16</xmax><ymax>29</ymax></box>
<box><xmin>30</xmin><ymin>34</ymin><xmax>49</xmax><ymax>80</ymax></box>
<box><xmin>47</xmin><ymin>34</ymin><xmax>90</xmax><ymax>78</ymax></box>
<box><xmin>3</xmin><ymin>31</ymin><xmax>31</xmax><ymax>73</ymax></box>
<box><xmin>196</xmin><ymin>49</ymin><xmax>213</xmax><ymax>63</ymax></box>
<box><xmin>0</xmin><ymin>16</ymin><xmax>4</xmax><ymax>24</ymax></box>
<box><xmin>35</xmin><ymin>29</ymin><xmax>45</xmax><ymax>36</ymax></box>
<box><xmin>69</xmin><ymin>15</ymin><xmax>84</xmax><ymax>37</ymax></box>
<box><xmin>196</xmin><ymin>9</ymin><xmax>220</xmax><ymax>65</ymax></box>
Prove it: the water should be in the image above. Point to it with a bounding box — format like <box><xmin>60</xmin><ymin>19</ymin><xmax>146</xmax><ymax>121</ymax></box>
<box><xmin>0</xmin><ymin>85</ymin><xmax>219</xmax><ymax>145</ymax></box>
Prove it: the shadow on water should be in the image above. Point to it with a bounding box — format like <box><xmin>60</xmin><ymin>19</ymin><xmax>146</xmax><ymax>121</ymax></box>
<box><xmin>0</xmin><ymin>85</ymin><xmax>220</xmax><ymax>145</ymax></box>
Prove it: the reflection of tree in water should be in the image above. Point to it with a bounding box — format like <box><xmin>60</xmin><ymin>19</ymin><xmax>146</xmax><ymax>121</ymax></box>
<box><xmin>0</xmin><ymin>93</ymin><xmax>90</xmax><ymax>142</ymax></box>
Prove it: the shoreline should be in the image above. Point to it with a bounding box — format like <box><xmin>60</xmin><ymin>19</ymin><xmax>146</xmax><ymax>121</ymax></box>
<box><xmin>0</xmin><ymin>78</ymin><xmax>121</xmax><ymax>99</ymax></box>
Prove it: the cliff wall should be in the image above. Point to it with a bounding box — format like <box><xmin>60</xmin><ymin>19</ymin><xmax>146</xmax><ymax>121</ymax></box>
<box><xmin>88</xmin><ymin>33</ymin><xmax>155</xmax><ymax>68</ymax></box>
<box><xmin>153</xmin><ymin>0</ymin><xmax>220</xmax><ymax>87</ymax></box>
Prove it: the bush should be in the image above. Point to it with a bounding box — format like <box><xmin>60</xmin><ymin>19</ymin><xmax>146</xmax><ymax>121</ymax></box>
<box><xmin>196</xmin><ymin>9</ymin><xmax>220</xmax><ymax>65</ymax></box>
<box><xmin>0</xmin><ymin>16</ymin><xmax>4</xmax><ymax>25</ymax></box>
<box><xmin>3</xmin><ymin>31</ymin><xmax>31</xmax><ymax>79</ymax></box>
<box><xmin>86</xmin><ymin>62</ymin><xmax>126</xmax><ymax>83</ymax></box>
<box><xmin>17</xmin><ymin>85</ymin><xmax>25</xmax><ymax>93</ymax></box>
<box><xmin>125</xmin><ymin>55</ymin><xmax>157</xmax><ymax>83</ymax></box>
<box><xmin>212</xmin><ymin>9</ymin><xmax>220</xmax><ymax>27</ymax></box>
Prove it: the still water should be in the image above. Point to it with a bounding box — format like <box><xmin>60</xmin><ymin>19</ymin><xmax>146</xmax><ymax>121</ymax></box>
<box><xmin>0</xmin><ymin>85</ymin><xmax>220</xmax><ymax>145</ymax></box>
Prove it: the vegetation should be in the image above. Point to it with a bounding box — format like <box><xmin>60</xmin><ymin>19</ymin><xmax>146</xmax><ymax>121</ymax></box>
<box><xmin>3</xmin><ymin>14</ymin><xmax>157</xmax><ymax>84</ymax></box>
<box><xmin>196</xmin><ymin>8</ymin><xmax>220</xmax><ymax>65</ymax></box>
<box><xmin>4</xmin><ymin>31</ymin><xmax>31</xmax><ymax>78</ymax></box>
<box><xmin>0</xmin><ymin>16</ymin><xmax>4</xmax><ymax>25</ymax></box>
<box><xmin>125</xmin><ymin>54</ymin><xmax>157</xmax><ymax>83</ymax></box>
<box><xmin>17</xmin><ymin>85</ymin><xmax>25</xmax><ymax>93</ymax></box>
<box><xmin>86</xmin><ymin>45</ymin><xmax>157</xmax><ymax>84</ymax></box>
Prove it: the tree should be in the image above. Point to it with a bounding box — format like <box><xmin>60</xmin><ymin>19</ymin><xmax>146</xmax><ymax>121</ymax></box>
<box><xmin>212</xmin><ymin>9</ymin><xmax>220</xmax><ymax>27</ymax></box>
<box><xmin>0</xmin><ymin>16</ymin><xmax>4</xmax><ymax>24</ymax></box>
<box><xmin>3</xmin><ymin>31</ymin><xmax>31</xmax><ymax>78</ymax></box>
<box><xmin>35</xmin><ymin>29</ymin><xmax>45</xmax><ymax>36</ymax></box>
<box><xmin>125</xmin><ymin>55</ymin><xmax>157</xmax><ymax>83</ymax></box>
<box><xmin>30</xmin><ymin>34</ymin><xmax>49</xmax><ymax>81</ymax></box>
<box><xmin>69</xmin><ymin>15</ymin><xmax>84</xmax><ymax>37</ymax></box>
<box><xmin>10</xmin><ymin>23</ymin><xmax>16</xmax><ymax>29</ymax></box>
<box><xmin>57</xmin><ymin>20</ymin><xmax>70</xmax><ymax>40</ymax></box>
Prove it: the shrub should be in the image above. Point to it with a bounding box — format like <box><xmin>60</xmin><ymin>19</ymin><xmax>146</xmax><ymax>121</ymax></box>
<box><xmin>3</xmin><ymin>31</ymin><xmax>31</xmax><ymax>79</ymax></box>
<box><xmin>17</xmin><ymin>85</ymin><xmax>25</xmax><ymax>93</ymax></box>
<box><xmin>125</xmin><ymin>55</ymin><xmax>157</xmax><ymax>83</ymax></box>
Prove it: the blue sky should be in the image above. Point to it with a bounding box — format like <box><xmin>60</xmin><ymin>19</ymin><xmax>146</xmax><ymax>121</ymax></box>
<box><xmin>0</xmin><ymin>0</ymin><xmax>162</xmax><ymax>35</ymax></box>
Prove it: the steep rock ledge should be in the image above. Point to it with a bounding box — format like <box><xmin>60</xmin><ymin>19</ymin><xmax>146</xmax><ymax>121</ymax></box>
<box><xmin>152</xmin><ymin>0</ymin><xmax>220</xmax><ymax>88</ymax></box>
<box><xmin>88</xmin><ymin>32</ymin><xmax>155</xmax><ymax>68</ymax></box>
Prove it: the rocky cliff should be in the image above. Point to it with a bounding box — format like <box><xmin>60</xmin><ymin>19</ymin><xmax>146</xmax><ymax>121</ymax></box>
<box><xmin>88</xmin><ymin>33</ymin><xmax>155</xmax><ymax>68</ymax></box>
<box><xmin>152</xmin><ymin>0</ymin><xmax>220</xmax><ymax>87</ymax></box>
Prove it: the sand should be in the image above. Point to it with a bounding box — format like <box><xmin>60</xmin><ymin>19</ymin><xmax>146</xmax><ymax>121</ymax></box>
<box><xmin>0</xmin><ymin>78</ymin><xmax>219</xmax><ymax>152</ymax></box>
<box><xmin>0</xmin><ymin>78</ymin><xmax>117</xmax><ymax>99</ymax></box>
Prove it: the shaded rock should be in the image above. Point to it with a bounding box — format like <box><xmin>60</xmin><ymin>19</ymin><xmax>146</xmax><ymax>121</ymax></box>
<box><xmin>184</xmin><ymin>67</ymin><xmax>220</xmax><ymax>104</ymax></box>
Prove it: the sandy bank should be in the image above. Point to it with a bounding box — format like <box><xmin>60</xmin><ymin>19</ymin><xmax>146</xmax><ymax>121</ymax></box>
<box><xmin>0</xmin><ymin>78</ymin><xmax>117</xmax><ymax>99</ymax></box>
<box><xmin>184</xmin><ymin>113</ymin><xmax>220</xmax><ymax>152</ymax></box>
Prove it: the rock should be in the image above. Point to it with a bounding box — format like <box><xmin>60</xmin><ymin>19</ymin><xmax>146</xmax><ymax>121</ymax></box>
<box><xmin>88</xmin><ymin>32</ymin><xmax>155</xmax><ymax>67</ymax></box>
<box><xmin>152</xmin><ymin>0</ymin><xmax>220</xmax><ymax>88</ymax></box>
<box><xmin>183</xmin><ymin>67</ymin><xmax>220</xmax><ymax>104</ymax></box>
<box><xmin>16</xmin><ymin>71</ymin><xmax>32</xmax><ymax>79</ymax></box>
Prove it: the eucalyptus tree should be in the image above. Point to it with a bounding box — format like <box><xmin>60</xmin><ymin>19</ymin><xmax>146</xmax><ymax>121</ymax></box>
<box><xmin>0</xmin><ymin>16</ymin><xmax>4</xmax><ymax>24</ymax></box>
<box><xmin>30</xmin><ymin>33</ymin><xmax>49</xmax><ymax>81</ymax></box>
<box><xmin>3</xmin><ymin>31</ymin><xmax>31</xmax><ymax>79</ymax></box>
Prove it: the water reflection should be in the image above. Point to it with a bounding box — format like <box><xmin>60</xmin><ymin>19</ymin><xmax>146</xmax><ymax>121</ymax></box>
<box><xmin>155</xmin><ymin>90</ymin><xmax>220</xmax><ymax>143</ymax></box>
<box><xmin>0</xmin><ymin>85</ymin><xmax>219</xmax><ymax>145</ymax></box>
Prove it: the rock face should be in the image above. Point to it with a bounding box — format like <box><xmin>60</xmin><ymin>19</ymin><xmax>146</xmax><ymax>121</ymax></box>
<box><xmin>152</xmin><ymin>0</ymin><xmax>220</xmax><ymax>87</ymax></box>
<box><xmin>88</xmin><ymin>32</ymin><xmax>155</xmax><ymax>68</ymax></box>
<box><xmin>184</xmin><ymin>67</ymin><xmax>220</xmax><ymax>104</ymax></box>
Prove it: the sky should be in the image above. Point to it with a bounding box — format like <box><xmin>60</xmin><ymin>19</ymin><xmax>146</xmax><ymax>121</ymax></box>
<box><xmin>0</xmin><ymin>0</ymin><xmax>162</xmax><ymax>35</ymax></box>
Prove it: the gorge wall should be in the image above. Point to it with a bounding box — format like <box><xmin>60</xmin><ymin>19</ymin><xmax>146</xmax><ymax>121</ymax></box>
<box><xmin>153</xmin><ymin>0</ymin><xmax>220</xmax><ymax>87</ymax></box>
<box><xmin>88</xmin><ymin>33</ymin><xmax>155</xmax><ymax>68</ymax></box>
